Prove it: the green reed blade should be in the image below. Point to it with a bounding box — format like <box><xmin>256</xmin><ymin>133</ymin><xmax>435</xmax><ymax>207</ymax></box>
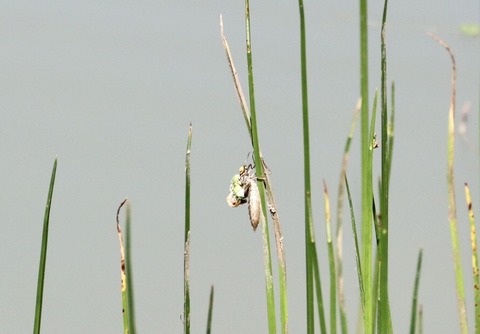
<box><xmin>33</xmin><ymin>158</ymin><xmax>58</xmax><ymax>334</ymax></box>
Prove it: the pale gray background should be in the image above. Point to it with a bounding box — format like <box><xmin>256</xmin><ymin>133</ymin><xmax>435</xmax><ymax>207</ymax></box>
<box><xmin>1</xmin><ymin>1</ymin><xmax>479</xmax><ymax>333</ymax></box>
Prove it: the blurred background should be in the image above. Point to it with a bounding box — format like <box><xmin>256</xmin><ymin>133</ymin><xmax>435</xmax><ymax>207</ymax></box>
<box><xmin>1</xmin><ymin>1</ymin><xmax>479</xmax><ymax>333</ymax></box>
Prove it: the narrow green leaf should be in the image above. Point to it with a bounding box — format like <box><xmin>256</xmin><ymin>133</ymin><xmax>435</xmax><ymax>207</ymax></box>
<box><xmin>409</xmin><ymin>249</ymin><xmax>423</xmax><ymax>334</ymax></box>
<box><xmin>33</xmin><ymin>158</ymin><xmax>58</xmax><ymax>334</ymax></box>
<box><xmin>358</xmin><ymin>0</ymin><xmax>374</xmax><ymax>330</ymax></box>
<box><xmin>336</xmin><ymin>100</ymin><xmax>361</xmax><ymax>334</ymax></box>
<box><xmin>297</xmin><ymin>0</ymin><xmax>315</xmax><ymax>332</ymax></box>
<box><xmin>323</xmin><ymin>181</ymin><xmax>337</xmax><ymax>334</ymax></box>
<box><xmin>244</xmin><ymin>2</ymin><xmax>276</xmax><ymax>332</ymax></box>
<box><xmin>379</xmin><ymin>0</ymin><xmax>392</xmax><ymax>329</ymax></box>
<box><xmin>125</xmin><ymin>202</ymin><xmax>136</xmax><ymax>334</ymax></box>
<box><xmin>345</xmin><ymin>175</ymin><xmax>364</xmax><ymax>311</ymax></box>
<box><xmin>311</xmin><ymin>246</ymin><xmax>327</xmax><ymax>334</ymax></box>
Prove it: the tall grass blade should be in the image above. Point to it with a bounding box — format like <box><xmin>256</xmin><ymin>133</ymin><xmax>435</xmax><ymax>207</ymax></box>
<box><xmin>297</xmin><ymin>0</ymin><xmax>315</xmax><ymax>332</ymax></box>
<box><xmin>464</xmin><ymin>183</ymin><xmax>480</xmax><ymax>333</ymax></box>
<box><xmin>344</xmin><ymin>175</ymin><xmax>364</xmax><ymax>311</ymax></box>
<box><xmin>244</xmin><ymin>2</ymin><xmax>276</xmax><ymax>332</ymax></box>
<box><xmin>379</xmin><ymin>0</ymin><xmax>392</xmax><ymax>331</ymax></box>
<box><xmin>336</xmin><ymin>99</ymin><xmax>361</xmax><ymax>334</ymax></box>
<box><xmin>116</xmin><ymin>198</ymin><xmax>131</xmax><ymax>334</ymax></box>
<box><xmin>206</xmin><ymin>286</ymin><xmax>214</xmax><ymax>334</ymax></box>
<box><xmin>409</xmin><ymin>249</ymin><xmax>423</xmax><ymax>334</ymax></box>
<box><xmin>323</xmin><ymin>181</ymin><xmax>337</xmax><ymax>334</ymax></box>
<box><xmin>369</xmin><ymin>92</ymin><xmax>380</xmax><ymax>332</ymax></box>
<box><xmin>125</xmin><ymin>201</ymin><xmax>136</xmax><ymax>334</ymax></box>
<box><xmin>33</xmin><ymin>158</ymin><xmax>58</xmax><ymax>334</ymax></box>
<box><xmin>428</xmin><ymin>32</ymin><xmax>467</xmax><ymax>334</ymax></box>
<box><xmin>358</xmin><ymin>0</ymin><xmax>374</xmax><ymax>330</ymax></box>
<box><xmin>184</xmin><ymin>123</ymin><xmax>192</xmax><ymax>334</ymax></box>
<box><xmin>263</xmin><ymin>164</ymin><xmax>289</xmax><ymax>334</ymax></box>
<box><xmin>221</xmin><ymin>13</ymin><xmax>287</xmax><ymax>332</ymax></box>
<box><xmin>372</xmin><ymin>246</ymin><xmax>379</xmax><ymax>331</ymax></box>
<box><xmin>311</xmin><ymin>245</ymin><xmax>327</xmax><ymax>333</ymax></box>
<box><xmin>258</xmin><ymin>158</ymin><xmax>289</xmax><ymax>333</ymax></box>
<box><xmin>371</xmin><ymin>196</ymin><xmax>384</xmax><ymax>332</ymax></box>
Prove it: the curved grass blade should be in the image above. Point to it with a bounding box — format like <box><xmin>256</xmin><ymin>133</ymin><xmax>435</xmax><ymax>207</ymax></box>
<box><xmin>33</xmin><ymin>158</ymin><xmax>58</xmax><ymax>334</ymax></box>
<box><xmin>428</xmin><ymin>32</ymin><xmax>467</xmax><ymax>334</ymax></box>
<box><xmin>116</xmin><ymin>198</ymin><xmax>132</xmax><ymax>334</ymax></box>
<box><xmin>409</xmin><ymin>249</ymin><xmax>423</xmax><ymax>334</ymax></box>
<box><xmin>220</xmin><ymin>15</ymin><xmax>251</xmax><ymax>138</ymax></box>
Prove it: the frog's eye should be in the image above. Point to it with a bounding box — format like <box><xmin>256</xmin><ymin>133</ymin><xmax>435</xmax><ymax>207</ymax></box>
<box><xmin>238</xmin><ymin>165</ymin><xmax>246</xmax><ymax>175</ymax></box>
